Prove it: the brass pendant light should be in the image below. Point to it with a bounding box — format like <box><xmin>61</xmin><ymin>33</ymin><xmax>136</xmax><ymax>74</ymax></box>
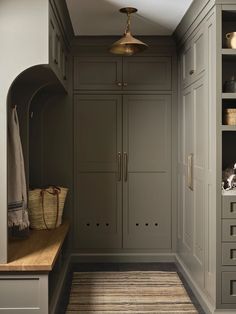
<box><xmin>110</xmin><ymin>7</ymin><xmax>148</xmax><ymax>56</ymax></box>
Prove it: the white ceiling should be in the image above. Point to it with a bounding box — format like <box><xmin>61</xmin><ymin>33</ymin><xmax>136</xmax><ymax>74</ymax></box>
<box><xmin>65</xmin><ymin>0</ymin><xmax>194</xmax><ymax>36</ymax></box>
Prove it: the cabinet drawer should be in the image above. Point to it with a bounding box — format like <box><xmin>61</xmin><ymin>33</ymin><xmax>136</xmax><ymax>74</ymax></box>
<box><xmin>222</xmin><ymin>195</ymin><xmax>236</xmax><ymax>219</ymax></box>
<box><xmin>74</xmin><ymin>56</ymin><xmax>122</xmax><ymax>90</ymax></box>
<box><xmin>222</xmin><ymin>272</ymin><xmax>236</xmax><ymax>303</ymax></box>
<box><xmin>222</xmin><ymin>220</ymin><xmax>236</xmax><ymax>242</ymax></box>
<box><xmin>0</xmin><ymin>275</ymin><xmax>48</xmax><ymax>312</ymax></box>
<box><xmin>0</xmin><ymin>277</ymin><xmax>40</xmax><ymax>309</ymax></box>
<box><xmin>222</xmin><ymin>243</ymin><xmax>236</xmax><ymax>265</ymax></box>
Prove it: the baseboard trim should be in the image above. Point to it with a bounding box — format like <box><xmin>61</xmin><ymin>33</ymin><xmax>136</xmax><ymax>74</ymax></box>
<box><xmin>70</xmin><ymin>252</ymin><xmax>176</xmax><ymax>263</ymax></box>
<box><xmin>175</xmin><ymin>254</ymin><xmax>215</xmax><ymax>314</ymax></box>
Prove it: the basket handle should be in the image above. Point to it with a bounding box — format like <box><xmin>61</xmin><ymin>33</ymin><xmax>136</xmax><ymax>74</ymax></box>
<box><xmin>41</xmin><ymin>187</ymin><xmax>60</xmax><ymax>230</ymax></box>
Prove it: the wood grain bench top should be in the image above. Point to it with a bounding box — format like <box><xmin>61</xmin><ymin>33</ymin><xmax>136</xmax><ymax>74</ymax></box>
<box><xmin>0</xmin><ymin>221</ymin><xmax>69</xmax><ymax>271</ymax></box>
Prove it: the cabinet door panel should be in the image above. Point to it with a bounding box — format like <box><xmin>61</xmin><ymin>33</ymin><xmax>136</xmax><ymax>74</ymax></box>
<box><xmin>123</xmin><ymin>57</ymin><xmax>171</xmax><ymax>90</ymax></box>
<box><xmin>124</xmin><ymin>173</ymin><xmax>171</xmax><ymax>249</ymax></box>
<box><xmin>76</xmin><ymin>173</ymin><xmax>122</xmax><ymax>249</ymax></box>
<box><xmin>123</xmin><ymin>95</ymin><xmax>172</xmax><ymax>249</ymax></box>
<box><xmin>74</xmin><ymin>95</ymin><xmax>122</xmax><ymax>249</ymax></box>
<box><xmin>75</xmin><ymin>95</ymin><xmax>121</xmax><ymax>172</ymax></box>
<box><xmin>74</xmin><ymin>57</ymin><xmax>122</xmax><ymax>90</ymax></box>
<box><xmin>182</xmin><ymin>43</ymin><xmax>193</xmax><ymax>86</ymax></box>
<box><xmin>193</xmin><ymin>29</ymin><xmax>205</xmax><ymax>78</ymax></box>
<box><xmin>193</xmin><ymin>80</ymin><xmax>206</xmax><ymax>286</ymax></box>
<box><xmin>182</xmin><ymin>87</ymin><xmax>194</xmax><ymax>252</ymax></box>
<box><xmin>125</xmin><ymin>95</ymin><xmax>171</xmax><ymax>172</ymax></box>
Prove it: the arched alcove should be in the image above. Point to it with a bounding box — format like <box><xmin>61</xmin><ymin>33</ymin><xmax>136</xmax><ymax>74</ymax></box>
<box><xmin>6</xmin><ymin>64</ymin><xmax>73</xmax><ymax>253</ymax></box>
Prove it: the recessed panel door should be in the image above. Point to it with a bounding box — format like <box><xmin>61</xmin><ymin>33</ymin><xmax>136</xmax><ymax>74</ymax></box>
<box><xmin>122</xmin><ymin>57</ymin><xmax>171</xmax><ymax>91</ymax></box>
<box><xmin>74</xmin><ymin>57</ymin><xmax>122</xmax><ymax>90</ymax></box>
<box><xmin>123</xmin><ymin>95</ymin><xmax>172</xmax><ymax>249</ymax></box>
<box><xmin>74</xmin><ymin>95</ymin><xmax>122</xmax><ymax>249</ymax></box>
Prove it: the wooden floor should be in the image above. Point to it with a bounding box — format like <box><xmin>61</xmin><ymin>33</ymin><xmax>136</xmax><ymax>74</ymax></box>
<box><xmin>60</xmin><ymin>263</ymin><xmax>205</xmax><ymax>314</ymax></box>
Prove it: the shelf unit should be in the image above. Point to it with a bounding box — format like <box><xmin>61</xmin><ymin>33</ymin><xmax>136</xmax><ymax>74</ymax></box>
<box><xmin>220</xmin><ymin>7</ymin><xmax>236</xmax><ymax>307</ymax></box>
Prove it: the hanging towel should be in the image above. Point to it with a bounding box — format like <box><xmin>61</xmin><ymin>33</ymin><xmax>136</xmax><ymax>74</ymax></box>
<box><xmin>7</xmin><ymin>107</ymin><xmax>29</xmax><ymax>230</ymax></box>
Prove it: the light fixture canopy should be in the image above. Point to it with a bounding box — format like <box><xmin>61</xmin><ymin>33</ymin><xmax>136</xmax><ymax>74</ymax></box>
<box><xmin>110</xmin><ymin>7</ymin><xmax>148</xmax><ymax>56</ymax></box>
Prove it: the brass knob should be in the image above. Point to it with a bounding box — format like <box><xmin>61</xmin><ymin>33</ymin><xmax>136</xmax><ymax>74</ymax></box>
<box><xmin>123</xmin><ymin>82</ymin><xmax>128</xmax><ymax>87</ymax></box>
<box><xmin>116</xmin><ymin>82</ymin><xmax>122</xmax><ymax>87</ymax></box>
<box><xmin>189</xmin><ymin>69</ymin><xmax>194</xmax><ymax>75</ymax></box>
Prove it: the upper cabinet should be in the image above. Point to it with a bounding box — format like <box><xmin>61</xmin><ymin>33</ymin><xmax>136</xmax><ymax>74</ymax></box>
<box><xmin>73</xmin><ymin>56</ymin><xmax>172</xmax><ymax>91</ymax></box>
<box><xmin>74</xmin><ymin>57</ymin><xmax>123</xmax><ymax>90</ymax></box>
<box><xmin>180</xmin><ymin>27</ymin><xmax>206</xmax><ymax>89</ymax></box>
<box><xmin>49</xmin><ymin>5</ymin><xmax>69</xmax><ymax>91</ymax></box>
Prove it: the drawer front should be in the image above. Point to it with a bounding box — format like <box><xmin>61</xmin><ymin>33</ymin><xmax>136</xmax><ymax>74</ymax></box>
<box><xmin>0</xmin><ymin>275</ymin><xmax>48</xmax><ymax>313</ymax></box>
<box><xmin>222</xmin><ymin>272</ymin><xmax>236</xmax><ymax>304</ymax></box>
<box><xmin>222</xmin><ymin>196</ymin><xmax>236</xmax><ymax>219</ymax></box>
<box><xmin>222</xmin><ymin>243</ymin><xmax>236</xmax><ymax>265</ymax></box>
<box><xmin>222</xmin><ymin>219</ymin><xmax>236</xmax><ymax>242</ymax></box>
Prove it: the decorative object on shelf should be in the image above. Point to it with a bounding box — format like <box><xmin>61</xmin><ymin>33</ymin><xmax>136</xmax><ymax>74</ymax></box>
<box><xmin>110</xmin><ymin>7</ymin><xmax>148</xmax><ymax>56</ymax></box>
<box><xmin>224</xmin><ymin>108</ymin><xmax>236</xmax><ymax>125</ymax></box>
<box><xmin>223</xmin><ymin>75</ymin><xmax>236</xmax><ymax>93</ymax></box>
<box><xmin>28</xmin><ymin>186</ymin><xmax>68</xmax><ymax>230</ymax></box>
<box><xmin>222</xmin><ymin>163</ymin><xmax>236</xmax><ymax>190</ymax></box>
<box><xmin>226</xmin><ymin>32</ymin><xmax>236</xmax><ymax>49</ymax></box>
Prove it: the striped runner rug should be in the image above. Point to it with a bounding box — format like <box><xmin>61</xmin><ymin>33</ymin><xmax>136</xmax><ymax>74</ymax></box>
<box><xmin>66</xmin><ymin>271</ymin><xmax>199</xmax><ymax>313</ymax></box>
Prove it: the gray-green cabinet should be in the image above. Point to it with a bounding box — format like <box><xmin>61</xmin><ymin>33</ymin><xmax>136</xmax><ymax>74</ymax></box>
<box><xmin>74</xmin><ymin>94</ymin><xmax>172</xmax><ymax>249</ymax></box>
<box><xmin>49</xmin><ymin>6</ymin><xmax>69</xmax><ymax>90</ymax></box>
<box><xmin>177</xmin><ymin>8</ymin><xmax>216</xmax><ymax>305</ymax></box>
<box><xmin>179</xmin><ymin>77</ymin><xmax>207</xmax><ymax>288</ymax></box>
<box><xmin>73</xmin><ymin>56</ymin><xmax>172</xmax><ymax>91</ymax></box>
<box><xmin>74</xmin><ymin>95</ymin><xmax>122</xmax><ymax>249</ymax></box>
<box><xmin>180</xmin><ymin>26</ymin><xmax>205</xmax><ymax>89</ymax></box>
<box><xmin>123</xmin><ymin>95</ymin><xmax>172</xmax><ymax>249</ymax></box>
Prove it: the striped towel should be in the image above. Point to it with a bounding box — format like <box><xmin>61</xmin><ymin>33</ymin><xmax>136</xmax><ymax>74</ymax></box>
<box><xmin>7</xmin><ymin>107</ymin><xmax>29</xmax><ymax>230</ymax></box>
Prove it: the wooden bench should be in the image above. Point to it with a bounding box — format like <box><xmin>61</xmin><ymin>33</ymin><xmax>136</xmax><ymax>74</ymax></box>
<box><xmin>0</xmin><ymin>221</ymin><xmax>69</xmax><ymax>313</ymax></box>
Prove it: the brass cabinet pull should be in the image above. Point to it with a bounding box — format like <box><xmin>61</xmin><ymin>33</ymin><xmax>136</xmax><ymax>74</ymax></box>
<box><xmin>124</xmin><ymin>152</ymin><xmax>128</xmax><ymax>182</ymax></box>
<box><xmin>189</xmin><ymin>69</ymin><xmax>194</xmax><ymax>75</ymax></box>
<box><xmin>187</xmin><ymin>154</ymin><xmax>193</xmax><ymax>191</ymax></box>
<box><xmin>117</xmin><ymin>152</ymin><xmax>122</xmax><ymax>181</ymax></box>
<box><xmin>116</xmin><ymin>82</ymin><xmax>122</xmax><ymax>87</ymax></box>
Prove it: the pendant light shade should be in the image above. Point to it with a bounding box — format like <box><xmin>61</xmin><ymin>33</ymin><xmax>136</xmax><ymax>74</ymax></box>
<box><xmin>110</xmin><ymin>7</ymin><xmax>148</xmax><ymax>56</ymax></box>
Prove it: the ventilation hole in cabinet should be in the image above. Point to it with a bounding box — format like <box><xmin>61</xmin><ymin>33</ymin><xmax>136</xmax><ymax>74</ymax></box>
<box><xmin>96</xmin><ymin>223</ymin><xmax>100</xmax><ymax>227</ymax></box>
<box><xmin>155</xmin><ymin>223</ymin><xmax>158</xmax><ymax>226</ymax></box>
<box><xmin>86</xmin><ymin>223</ymin><xmax>90</xmax><ymax>227</ymax></box>
<box><xmin>145</xmin><ymin>223</ymin><xmax>149</xmax><ymax>226</ymax></box>
<box><xmin>136</xmin><ymin>223</ymin><xmax>139</xmax><ymax>226</ymax></box>
<box><xmin>105</xmin><ymin>223</ymin><xmax>109</xmax><ymax>227</ymax></box>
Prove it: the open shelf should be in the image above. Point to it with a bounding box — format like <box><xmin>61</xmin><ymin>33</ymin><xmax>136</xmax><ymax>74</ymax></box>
<box><xmin>222</xmin><ymin>125</ymin><xmax>236</xmax><ymax>131</ymax></box>
<box><xmin>222</xmin><ymin>189</ymin><xmax>236</xmax><ymax>196</ymax></box>
<box><xmin>222</xmin><ymin>49</ymin><xmax>236</xmax><ymax>56</ymax></box>
<box><xmin>222</xmin><ymin>93</ymin><xmax>236</xmax><ymax>99</ymax></box>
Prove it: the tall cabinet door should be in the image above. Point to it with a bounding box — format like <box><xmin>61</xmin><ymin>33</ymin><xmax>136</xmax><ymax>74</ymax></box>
<box><xmin>123</xmin><ymin>95</ymin><xmax>172</xmax><ymax>249</ymax></box>
<box><xmin>181</xmin><ymin>79</ymin><xmax>206</xmax><ymax>288</ymax></box>
<box><xmin>74</xmin><ymin>95</ymin><xmax>122</xmax><ymax>249</ymax></box>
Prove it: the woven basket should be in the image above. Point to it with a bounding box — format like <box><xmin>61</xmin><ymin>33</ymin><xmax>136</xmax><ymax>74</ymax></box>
<box><xmin>28</xmin><ymin>186</ymin><xmax>68</xmax><ymax>230</ymax></box>
<box><xmin>224</xmin><ymin>108</ymin><xmax>236</xmax><ymax>125</ymax></box>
